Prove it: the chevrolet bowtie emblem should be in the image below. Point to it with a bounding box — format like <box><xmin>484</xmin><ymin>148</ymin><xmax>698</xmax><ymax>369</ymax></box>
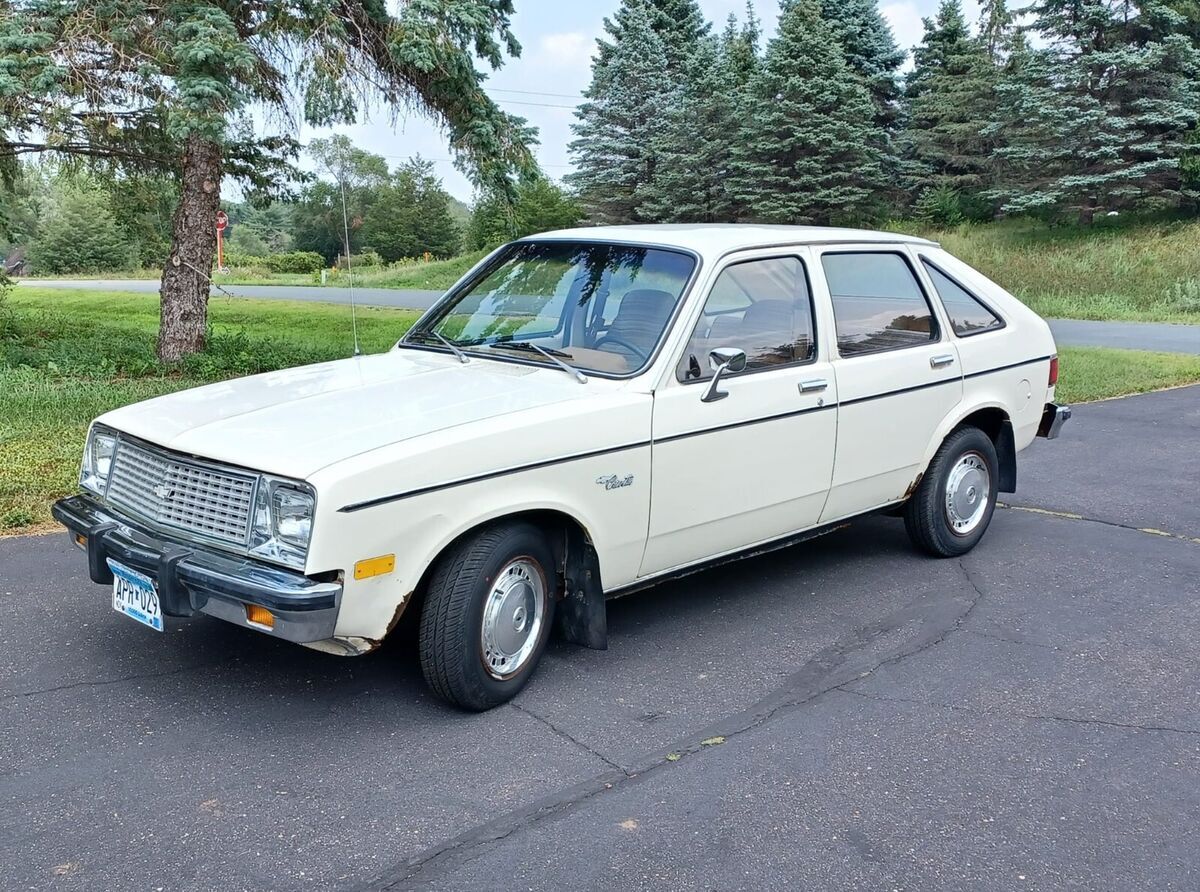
<box><xmin>154</xmin><ymin>484</ymin><xmax>174</xmax><ymax>500</ymax></box>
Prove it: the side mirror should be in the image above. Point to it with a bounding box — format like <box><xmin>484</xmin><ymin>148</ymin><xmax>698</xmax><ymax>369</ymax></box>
<box><xmin>702</xmin><ymin>347</ymin><xmax>747</xmax><ymax>403</ymax></box>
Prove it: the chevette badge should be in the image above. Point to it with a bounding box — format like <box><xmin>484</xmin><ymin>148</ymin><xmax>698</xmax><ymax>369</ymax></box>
<box><xmin>596</xmin><ymin>474</ymin><xmax>634</xmax><ymax>491</ymax></box>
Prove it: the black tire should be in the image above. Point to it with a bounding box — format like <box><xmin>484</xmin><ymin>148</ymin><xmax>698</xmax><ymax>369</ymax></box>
<box><xmin>419</xmin><ymin>522</ymin><xmax>556</xmax><ymax>711</ymax></box>
<box><xmin>904</xmin><ymin>426</ymin><xmax>999</xmax><ymax>557</ymax></box>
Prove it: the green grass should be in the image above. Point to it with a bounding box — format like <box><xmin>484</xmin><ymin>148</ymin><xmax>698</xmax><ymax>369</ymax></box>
<box><xmin>20</xmin><ymin>250</ymin><xmax>489</xmax><ymax>293</ymax></box>
<box><xmin>892</xmin><ymin>217</ymin><xmax>1200</xmax><ymax>324</ymax></box>
<box><xmin>1</xmin><ymin>288</ymin><xmax>419</xmax><ymax>532</ymax></box>
<box><xmin>2</xmin><ymin>287</ymin><xmax>1198</xmax><ymax>535</ymax></box>
<box><xmin>1055</xmin><ymin>346</ymin><xmax>1200</xmax><ymax>404</ymax></box>
<box><xmin>207</xmin><ymin>250</ymin><xmax>488</xmax><ymax>291</ymax></box>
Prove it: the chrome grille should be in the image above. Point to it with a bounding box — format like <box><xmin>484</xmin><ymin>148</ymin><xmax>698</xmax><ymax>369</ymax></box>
<box><xmin>105</xmin><ymin>439</ymin><xmax>257</xmax><ymax>545</ymax></box>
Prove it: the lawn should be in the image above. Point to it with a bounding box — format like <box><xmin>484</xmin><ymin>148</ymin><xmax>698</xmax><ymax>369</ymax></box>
<box><xmin>2</xmin><ymin>286</ymin><xmax>1198</xmax><ymax>535</ymax></box>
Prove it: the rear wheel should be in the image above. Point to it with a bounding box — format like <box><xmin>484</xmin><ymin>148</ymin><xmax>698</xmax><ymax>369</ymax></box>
<box><xmin>904</xmin><ymin>426</ymin><xmax>999</xmax><ymax>557</ymax></box>
<box><xmin>419</xmin><ymin>522</ymin><xmax>556</xmax><ymax>710</ymax></box>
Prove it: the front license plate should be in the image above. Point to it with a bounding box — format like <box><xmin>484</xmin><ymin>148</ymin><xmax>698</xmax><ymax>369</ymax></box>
<box><xmin>108</xmin><ymin>558</ymin><xmax>164</xmax><ymax>632</ymax></box>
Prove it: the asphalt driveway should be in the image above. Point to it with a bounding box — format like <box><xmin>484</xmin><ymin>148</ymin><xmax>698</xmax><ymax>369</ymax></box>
<box><xmin>1</xmin><ymin>386</ymin><xmax>1197</xmax><ymax>891</ymax></box>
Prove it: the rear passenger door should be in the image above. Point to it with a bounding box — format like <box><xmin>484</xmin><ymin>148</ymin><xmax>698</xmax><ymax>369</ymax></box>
<box><xmin>641</xmin><ymin>252</ymin><xmax>838</xmax><ymax>576</ymax></box>
<box><xmin>816</xmin><ymin>247</ymin><xmax>963</xmax><ymax>522</ymax></box>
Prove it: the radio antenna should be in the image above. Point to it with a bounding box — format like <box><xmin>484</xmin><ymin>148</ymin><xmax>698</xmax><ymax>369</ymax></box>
<box><xmin>339</xmin><ymin>178</ymin><xmax>361</xmax><ymax>357</ymax></box>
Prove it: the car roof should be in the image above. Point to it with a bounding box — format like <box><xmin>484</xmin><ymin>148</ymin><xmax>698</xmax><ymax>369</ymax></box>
<box><xmin>522</xmin><ymin>223</ymin><xmax>939</xmax><ymax>255</ymax></box>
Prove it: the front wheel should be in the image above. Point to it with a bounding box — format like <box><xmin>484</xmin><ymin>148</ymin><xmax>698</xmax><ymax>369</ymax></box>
<box><xmin>419</xmin><ymin>522</ymin><xmax>556</xmax><ymax>710</ymax></box>
<box><xmin>904</xmin><ymin>426</ymin><xmax>999</xmax><ymax>557</ymax></box>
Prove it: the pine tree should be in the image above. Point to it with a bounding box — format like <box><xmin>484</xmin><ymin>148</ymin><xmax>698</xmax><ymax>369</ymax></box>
<box><xmin>593</xmin><ymin>0</ymin><xmax>709</xmax><ymax>75</ymax></box>
<box><xmin>723</xmin><ymin>3</ymin><xmax>762</xmax><ymax>87</ymax></box>
<box><xmin>978</xmin><ymin>0</ymin><xmax>1014</xmax><ymax>63</ymax></box>
<box><xmin>731</xmin><ymin>0</ymin><xmax>888</xmax><ymax>224</ymax></box>
<box><xmin>568</xmin><ymin>0</ymin><xmax>672</xmax><ymax>224</ymax></box>
<box><xmin>992</xmin><ymin>0</ymin><xmax>1200</xmax><ymax>222</ymax></box>
<box><xmin>904</xmin><ymin>0</ymin><xmax>999</xmax><ymax>219</ymax></box>
<box><xmin>641</xmin><ymin>37</ymin><xmax>737</xmax><ymax>222</ymax></box>
<box><xmin>820</xmin><ymin>0</ymin><xmax>905</xmax><ymax>130</ymax></box>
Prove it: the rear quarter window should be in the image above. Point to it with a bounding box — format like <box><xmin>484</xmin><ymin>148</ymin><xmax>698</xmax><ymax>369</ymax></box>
<box><xmin>922</xmin><ymin>259</ymin><xmax>1004</xmax><ymax>336</ymax></box>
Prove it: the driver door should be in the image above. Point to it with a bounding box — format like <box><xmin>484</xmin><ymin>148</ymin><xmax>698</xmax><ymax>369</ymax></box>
<box><xmin>639</xmin><ymin>252</ymin><xmax>839</xmax><ymax>576</ymax></box>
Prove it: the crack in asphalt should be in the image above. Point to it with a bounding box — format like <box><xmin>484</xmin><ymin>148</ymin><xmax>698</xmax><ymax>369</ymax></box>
<box><xmin>354</xmin><ymin>560</ymin><xmax>989</xmax><ymax>891</ymax></box>
<box><xmin>998</xmin><ymin>502</ymin><xmax>1200</xmax><ymax>546</ymax></box>
<box><xmin>509</xmin><ymin>701</ymin><xmax>631</xmax><ymax>775</ymax></box>
<box><xmin>964</xmin><ymin>628</ymin><xmax>1061</xmax><ymax>652</ymax></box>
<box><xmin>6</xmin><ymin>657</ymin><xmax>234</xmax><ymax>700</ymax></box>
<box><xmin>839</xmin><ymin>688</ymin><xmax>1200</xmax><ymax>737</ymax></box>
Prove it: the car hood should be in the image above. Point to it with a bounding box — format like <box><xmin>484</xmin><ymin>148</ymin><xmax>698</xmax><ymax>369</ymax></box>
<box><xmin>98</xmin><ymin>349</ymin><xmax>598</xmax><ymax>478</ymax></box>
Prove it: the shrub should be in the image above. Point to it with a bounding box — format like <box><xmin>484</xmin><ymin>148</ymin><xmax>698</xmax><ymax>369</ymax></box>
<box><xmin>27</xmin><ymin>185</ymin><xmax>136</xmax><ymax>274</ymax></box>
<box><xmin>915</xmin><ymin>184</ymin><xmax>965</xmax><ymax>228</ymax></box>
<box><xmin>1165</xmin><ymin>279</ymin><xmax>1200</xmax><ymax>313</ymax></box>
<box><xmin>262</xmin><ymin>251</ymin><xmax>324</xmax><ymax>274</ymax></box>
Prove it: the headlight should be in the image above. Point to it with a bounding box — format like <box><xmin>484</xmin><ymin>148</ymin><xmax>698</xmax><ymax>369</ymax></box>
<box><xmin>249</xmin><ymin>478</ymin><xmax>316</xmax><ymax>570</ymax></box>
<box><xmin>81</xmin><ymin>425</ymin><xmax>118</xmax><ymax>494</ymax></box>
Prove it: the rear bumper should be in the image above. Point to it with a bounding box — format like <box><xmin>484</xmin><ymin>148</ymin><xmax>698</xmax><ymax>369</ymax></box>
<box><xmin>52</xmin><ymin>494</ymin><xmax>341</xmax><ymax>643</ymax></box>
<box><xmin>1037</xmin><ymin>403</ymin><xmax>1072</xmax><ymax>439</ymax></box>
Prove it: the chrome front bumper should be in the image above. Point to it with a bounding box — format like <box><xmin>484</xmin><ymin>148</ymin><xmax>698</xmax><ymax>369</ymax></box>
<box><xmin>52</xmin><ymin>494</ymin><xmax>341</xmax><ymax>643</ymax></box>
<box><xmin>1037</xmin><ymin>403</ymin><xmax>1072</xmax><ymax>439</ymax></box>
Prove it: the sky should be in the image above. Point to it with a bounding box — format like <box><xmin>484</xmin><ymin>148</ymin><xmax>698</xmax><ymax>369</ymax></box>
<box><xmin>293</xmin><ymin>0</ymin><xmax>983</xmax><ymax>202</ymax></box>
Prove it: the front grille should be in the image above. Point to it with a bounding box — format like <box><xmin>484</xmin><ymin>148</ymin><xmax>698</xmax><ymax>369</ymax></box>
<box><xmin>105</xmin><ymin>438</ymin><xmax>257</xmax><ymax>546</ymax></box>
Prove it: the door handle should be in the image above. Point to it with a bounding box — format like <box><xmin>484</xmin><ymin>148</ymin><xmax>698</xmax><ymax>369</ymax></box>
<box><xmin>930</xmin><ymin>354</ymin><xmax>956</xmax><ymax>369</ymax></box>
<box><xmin>798</xmin><ymin>378</ymin><xmax>829</xmax><ymax>393</ymax></box>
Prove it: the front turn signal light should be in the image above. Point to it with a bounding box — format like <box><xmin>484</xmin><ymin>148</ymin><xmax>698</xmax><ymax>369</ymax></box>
<box><xmin>244</xmin><ymin>604</ymin><xmax>275</xmax><ymax>629</ymax></box>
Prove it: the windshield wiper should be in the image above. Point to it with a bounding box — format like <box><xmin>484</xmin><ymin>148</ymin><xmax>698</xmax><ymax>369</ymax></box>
<box><xmin>489</xmin><ymin>341</ymin><xmax>588</xmax><ymax>384</ymax></box>
<box><xmin>410</xmin><ymin>330</ymin><xmax>470</xmax><ymax>364</ymax></box>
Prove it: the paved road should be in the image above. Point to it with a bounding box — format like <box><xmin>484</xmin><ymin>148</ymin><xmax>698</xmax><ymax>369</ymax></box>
<box><xmin>2</xmin><ymin>386</ymin><xmax>1198</xmax><ymax>891</ymax></box>
<box><xmin>18</xmin><ymin>277</ymin><xmax>446</xmax><ymax>311</ymax></box>
<box><xmin>18</xmin><ymin>278</ymin><xmax>1200</xmax><ymax>353</ymax></box>
<box><xmin>1046</xmin><ymin>317</ymin><xmax>1200</xmax><ymax>354</ymax></box>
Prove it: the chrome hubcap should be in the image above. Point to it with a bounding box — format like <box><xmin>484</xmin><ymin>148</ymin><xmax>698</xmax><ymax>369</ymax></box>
<box><xmin>945</xmin><ymin>451</ymin><xmax>991</xmax><ymax>537</ymax></box>
<box><xmin>480</xmin><ymin>558</ymin><xmax>546</xmax><ymax>680</ymax></box>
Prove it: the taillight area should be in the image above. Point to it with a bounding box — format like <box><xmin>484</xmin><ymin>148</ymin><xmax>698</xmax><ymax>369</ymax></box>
<box><xmin>1048</xmin><ymin>354</ymin><xmax>1059</xmax><ymax>387</ymax></box>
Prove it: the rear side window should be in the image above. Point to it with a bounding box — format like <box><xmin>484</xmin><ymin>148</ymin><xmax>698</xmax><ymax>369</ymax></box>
<box><xmin>677</xmin><ymin>256</ymin><xmax>816</xmax><ymax>381</ymax></box>
<box><xmin>822</xmin><ymin>252</ymin><xmax>938</xmax><ymax>357</ymax></box>
<box><xmin>922</xmin><ymin>259</ymin><xmax>1004</xmax><ymax>336</ymax></box>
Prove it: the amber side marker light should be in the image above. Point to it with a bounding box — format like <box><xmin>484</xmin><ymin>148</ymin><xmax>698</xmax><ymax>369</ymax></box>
<box><xmin>354</xmin><ymin>554</ymin><xmax>396</xmax><ymax>580</ymax></box>
<box><xmin>74</xmin><ymin>534</ymin><xmax>87</xmax><ymax>550</ymax></box>
<box><xmin>244</xmin><ymin>604</ymin><xmax>276</xmax><ymax>629</ymax></box>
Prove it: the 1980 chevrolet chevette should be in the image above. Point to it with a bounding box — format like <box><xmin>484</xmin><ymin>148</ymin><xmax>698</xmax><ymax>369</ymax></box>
<box><xmin>54</xmin><ymin>225</ymin><xmax>1070</xmax><ymax>709</ymax></box>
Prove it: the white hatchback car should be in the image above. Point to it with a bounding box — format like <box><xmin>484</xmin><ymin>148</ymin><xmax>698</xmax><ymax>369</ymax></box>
<box><xmin>55</xmin><ymin>225</ymin><xmax>1070</xmax><ymax>709</ymax></box>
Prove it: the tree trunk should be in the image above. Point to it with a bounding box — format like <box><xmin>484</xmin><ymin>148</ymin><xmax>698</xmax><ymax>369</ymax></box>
<box><xmin>1078</xmin><ymin>195</ymin><xmax>1097</xmax><ymax>226</ymax></box>
<box><xmin>158</xmin><ymin>134</ymin><xmax>222</xmax><ymax>363</ymax></box>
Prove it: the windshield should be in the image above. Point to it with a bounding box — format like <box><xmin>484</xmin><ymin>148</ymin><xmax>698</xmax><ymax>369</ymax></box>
<box><xmin>404</xmin><ymin>241</ymin><xmax>697</xmax><ymax>376</ymax></box>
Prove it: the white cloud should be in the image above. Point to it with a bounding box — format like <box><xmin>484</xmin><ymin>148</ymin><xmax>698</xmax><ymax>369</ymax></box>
<box><xmin>881</xmin><ymin>1</ymin><xmax>926</xmax><ymax>56</ymax></box>
<box><xmin>534</xmin><ymin>31</ymin><xmax>596</xmax><ymax>70</ymax></box>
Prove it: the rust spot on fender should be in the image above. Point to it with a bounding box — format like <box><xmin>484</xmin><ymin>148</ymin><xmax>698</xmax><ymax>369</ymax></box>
<box><xmin>363</xmin><ymin>592</ymin><xmax>415</xmax><ymax>651</ymax></box>
<box><xmin>903</xmin><ymin>473</ymin><xmax>924</xmax><ymax>498</ymax></box>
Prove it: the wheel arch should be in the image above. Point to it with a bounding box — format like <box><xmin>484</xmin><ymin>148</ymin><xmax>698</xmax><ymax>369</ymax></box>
<box><xmin>398</xmin><ymin>506</ymin><xmax>609</xmax><ymax>651</ymax></box>
<box><xmin>924</xmin><ymin>402</ymin><xmax>1017</xmax><ymax>494</ymax></box>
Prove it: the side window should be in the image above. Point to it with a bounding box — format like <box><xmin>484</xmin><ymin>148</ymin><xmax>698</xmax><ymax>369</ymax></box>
<box><xmin>677</xmin><ymin>256</ymin><xmax>816</xmax><ymax>382</ymax></box>
<box><xmin>822</xmin><ymin>252</ymin><xmax>938</xmax><ymax>357</ymax></box>
<box><xmin>922</xmin><ymin>259</ymin><xmax>1004</xmax><ymax>336</ymax></box>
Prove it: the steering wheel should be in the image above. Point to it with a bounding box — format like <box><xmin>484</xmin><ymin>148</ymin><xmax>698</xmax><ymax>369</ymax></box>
<box><xmin>593</xmin><ymin>334</ymin><xmax>646</xmax><ymax>364</ymax></box>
